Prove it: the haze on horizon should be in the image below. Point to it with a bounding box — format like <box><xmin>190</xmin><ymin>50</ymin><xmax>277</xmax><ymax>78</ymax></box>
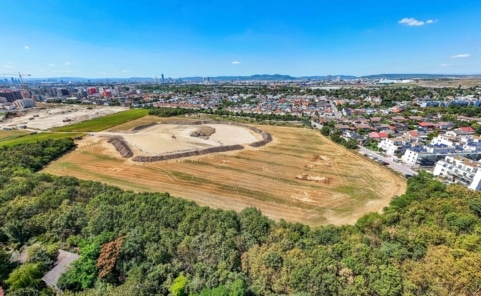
<box><xmin>1</xmin><ymin>0</ymin><xmax>480</xmax><ymax>79</ymax></box>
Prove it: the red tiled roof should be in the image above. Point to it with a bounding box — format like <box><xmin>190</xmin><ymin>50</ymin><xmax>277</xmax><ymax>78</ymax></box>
<box><xmin>379</xmin><ymin>132</ymin><xmax>388</xmax><ymax>138</ymax></box>
<box><xmin>369</xmin><ymin>132</ymin><xmax>380</xmax><ymax>138</ymax></box>
<box><xmin>460</xmin><ymin>127</ymin><xmax>475</xmax><ymax>133</ymax></box>
<box><xmin>419</xmin><ymin>122</ymin><xmax>436</xmax><ymax>127</ymax></box>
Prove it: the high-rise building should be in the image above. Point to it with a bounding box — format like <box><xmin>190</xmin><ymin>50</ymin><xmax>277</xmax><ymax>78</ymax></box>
<box><xmin>56</xmin><ymin>88</ymin><xmax>70</xmax><ymax>97</ymax></box>
<box><xmin>161</xmin><ymin>74</ymin><xmax>165</xmax><ymax>83</ymax></box>
<box><xmin>13</xmin><ymin>99</ymin><xmax>36</xmax><ymax>109</ymax></box>
<box><xmin>0</xmin><ymin>90</ymin><xmax>23</xmax><ymax>102</ymax></box>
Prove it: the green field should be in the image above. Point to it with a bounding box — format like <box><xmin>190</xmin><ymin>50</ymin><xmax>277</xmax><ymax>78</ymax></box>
<box><xmin>52</xmin><ymin>109</ymin><xmax>149</xmax><ymax>132</ymax></box>
<box><xmin>0</xmin><ymin>130</ymin><xmax>30</xmax><ymax>142</ymax></box>
<box><xmin>0</xmin><ymin>132</ymin><xmax>84</xmax><ymax>147</ymax></box>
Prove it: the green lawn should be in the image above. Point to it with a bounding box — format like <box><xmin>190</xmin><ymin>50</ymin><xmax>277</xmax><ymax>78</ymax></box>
<box><xmin>52</xmin><ymin>109</ymin><xmax>149</xmax><ymax>132</ymax></box>
<box><xmin>0</xmin><ymin>132</ymin><xmax>84</xmax><ymax>147</ymax></box>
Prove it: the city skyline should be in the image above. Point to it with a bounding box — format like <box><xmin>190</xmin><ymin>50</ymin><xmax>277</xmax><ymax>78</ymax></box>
<box><xmin>1</xmin><ymin>0</ymin><xmax>481</xmax><ymax>78</ymax></box>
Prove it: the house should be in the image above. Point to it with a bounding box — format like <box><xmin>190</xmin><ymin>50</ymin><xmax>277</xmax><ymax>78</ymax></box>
<box><xmin>419</xmin><ymin>122</ymin><xmax>437</xmax><ymax>130</ymax></box>
<box><xmin>459</xmin><ymin>127</ymin><xmax>475</xmax><ymax>134</ymax></box>
<box><xmin>408</xmin><ymin>116</ymin><xmax>423</xmax><ymax>122</ymax></box>
<box><xmin>342</xmin><ymin>108</ymin><xmax>352</xmax><ymax>117</ymax></box>
<box><xmin>437</xmin><ymin>121</ymin><xmax>455</xmax><ymax>130</ymax></box>
<box><xmin>376</xmin><ymin>124</ymin><xmax>392</xmax><ymax>131</ymax></box>
<box><xmin>391</xmin><ymin>116</ymin><xmax>406</xmax><ymax>122</ymax></box>
<box><xmin>353</xmin><ymin>118</ymin><xmax>368</xmax><ymax>124</ymax></box>
<box><xmin>342</xmin><ymin>130</ymin><xmax>364</xmax><ymax>143</ymax></box>
<box><xmin>393</xmin><ymin>123</ymin><xmax>409</xmax><ymax>132</ymax></box>
<box><xmin>354</xmin><ymin>123</ymin><xmax>371</xmax><ymax>131</ymax></box>
<box><xmin>42</xmin><ymin>250</ymin><xmax>80</xmax><ymax>290</ymax></box>
<box><xmin>335</xmin><ymin>124</ymin><xmax>351</xmax><ymax>132</ymax></box>
<box><xmin>368</xmin><ymin>132</ymin><xmax>388</xmax><ymax>141</ymax></box>
<box><xmin>390</xmin><ymin>106</ymin><xmax>404</xmax><ymax>113</ymax></box>
<box><xmin>448</xmin><ymin>127</ymin><xmax>475</xmax><ymax>137</ymax></box>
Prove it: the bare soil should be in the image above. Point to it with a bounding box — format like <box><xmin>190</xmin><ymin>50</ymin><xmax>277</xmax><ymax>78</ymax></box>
<box><xmin>43</xmin><ymin>117</ymin><xmax>406</xmax><ymax>226</ymax></box>
<box><xmin>0</xmin><ymin>105</ymin><xmax>128</xmax><ymax>130</ymax></box>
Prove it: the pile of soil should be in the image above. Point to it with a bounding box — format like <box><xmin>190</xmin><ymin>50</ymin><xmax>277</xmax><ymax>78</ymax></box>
<box><xmin>190</xmin><ymin>126</ymin><xmax>216</xmax><ymax>139</ymax></box>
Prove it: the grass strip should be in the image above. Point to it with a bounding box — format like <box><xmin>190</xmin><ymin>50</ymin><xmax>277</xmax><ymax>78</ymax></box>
<box><xmin>52</xmin><ymin>109</ymin><xmax>149</xmax><ymax>132</ymax></box>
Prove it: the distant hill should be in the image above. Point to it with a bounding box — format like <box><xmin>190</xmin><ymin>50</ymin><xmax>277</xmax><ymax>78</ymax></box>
<box><xmin>360</xmin><ymin>74</ymin><xmax>481</xmax><ymax>79</ymax></box>
<box><xmin>21</xmin><ymin>73</ymin><xmax>481</xmax><ymax>84</ymax></box>
<box><xmin>188</xmin><ymin>74</ymin><xmax>357</xmax><ymax>81</ymax></box>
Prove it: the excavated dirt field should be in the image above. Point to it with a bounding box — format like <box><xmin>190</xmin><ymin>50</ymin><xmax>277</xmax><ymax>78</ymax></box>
<box><xmin>0</xmin><ymin>105</ymin><xmax>128</xmax><ymax>130</ymax></box>
<box><xmin>43</xmin><ymin>117</ymin><xmax>406</xmax><ymax>226</ymax></box>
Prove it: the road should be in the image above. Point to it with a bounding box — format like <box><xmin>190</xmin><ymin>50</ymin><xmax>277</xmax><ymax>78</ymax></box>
<box><xmin>357</xmin><ymin>146</ymin><xmax>417</xmax><ymax>176</ymax></box>
<box><xmin>329</xmin><ymin>99</ymin><xmax>343</xmax><ymax>119</ymax></box>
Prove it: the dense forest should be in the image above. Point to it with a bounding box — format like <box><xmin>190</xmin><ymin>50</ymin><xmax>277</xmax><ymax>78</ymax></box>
<box><xmin>1</xmin><ymin>139</ymin><xmax>481</xmax><ymax>295</ymax></box>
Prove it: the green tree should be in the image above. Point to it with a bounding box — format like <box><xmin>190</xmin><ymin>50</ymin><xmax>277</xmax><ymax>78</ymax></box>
<box><xmin>320</xmin><ymin>126</ymin><xmax>331</xmax><ymax>136</ymax></box>
<box><xmin>5</xmin><ymin>263</ymin><xmax>44</xmax><ymax>291</ymax></box>
<box><xmin>0</xmin><ymin>248</ymin><xmax>15</xmax><ymax>285</ymax></box>
<box><xmin>170</xmin><ymin>273</ymin><xmax>188</xmax><ymax>296</ymax></box>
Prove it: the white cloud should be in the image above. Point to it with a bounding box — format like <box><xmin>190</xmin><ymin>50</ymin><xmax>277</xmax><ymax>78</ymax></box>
<box><xmin>399</xmin><ymin>18</ymin><xmax>424</xmax><ymax>26</ymax></box>
<box><xmin>232</xmin><ymin>61</ymin><xmax>241</xmax><ymax>65</ymax></box>
<box><xmin>451</xmin><ymin>54</ymin><xmax>470</xmax><ymax>58</ymax></box>
<box><xmin>64</xmin><ymin>61</ymin><xmax>72</xmax><ymax>66</ymax></box>
<box><xmin>399</xmin><ymin>17</ymin><xmax>436</xmax><ymax>27</ymax></box>
<box><xmin>24</xmin><ymin>45</ymin><xmax>29</xmax><ymax>49</ymax></box>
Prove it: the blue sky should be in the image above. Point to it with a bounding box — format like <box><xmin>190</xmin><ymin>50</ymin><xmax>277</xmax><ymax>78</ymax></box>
<box><xmin>1</xmin><ymin>0</ymin><xmax>480</xmax><ymax>78</ymax></box>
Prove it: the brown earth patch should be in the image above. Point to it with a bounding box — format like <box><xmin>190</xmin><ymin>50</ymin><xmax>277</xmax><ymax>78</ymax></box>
<box><xmin>43</xmin><ymin>118</ymin><xmax>406</xmax><ymax>226</ymax></box>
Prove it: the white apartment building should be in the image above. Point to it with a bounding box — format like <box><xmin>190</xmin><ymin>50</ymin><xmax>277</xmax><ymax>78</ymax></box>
<box><xmin>402</xmin><ymin>149</ymin><xmax>423</xmax><ymax>166</ymax></box>
<box><xmin>379</xmin><ymin>137</ymin><xmax>404</xmax><ymax>156</ymax></box>
<box><xmin>430</xmin><ymin>134</ymin><xmax>458</xmax><ymax>147</ymax></box>
<box><xmin>379</xmin><ymin>136</ymin><xmax>418</xmax><ymax>157</ymax></box>
<box><xmin>433</xmin><ymin>155</ymin><xmax>481</xmax><ymax>190</ymax></box>
<box><xmin>13</xmin><ymin>99</ymin><xmax>36</xmax><ymax>109</ymax></box>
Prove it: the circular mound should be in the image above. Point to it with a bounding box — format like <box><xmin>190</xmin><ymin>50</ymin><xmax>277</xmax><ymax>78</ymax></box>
<box><xmin>103</xmin><ymin>121</ymin><xmax>273</xmax><ymax>162</ymax></box>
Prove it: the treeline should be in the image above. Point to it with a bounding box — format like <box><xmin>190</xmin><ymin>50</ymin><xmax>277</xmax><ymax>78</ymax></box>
<box><xmin>320</xmin><ymin>125</ymin><xmax>358</xmax><ymax>149</ymax></box>
<box><xmin>148</xmin><ymin>107</ymin><xmax>303</xmax><ymax>122</ymax></box>
<box><xmin>1</xmin><ymin>139</ymin><xmax>481</xmax><ymax>295</ymax></box>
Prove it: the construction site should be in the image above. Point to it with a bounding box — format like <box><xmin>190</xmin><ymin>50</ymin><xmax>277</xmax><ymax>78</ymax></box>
<box><xmin>0</xmin><ymin>105</ymin><xmax>128</xmax><ymax>130</ymax></box>
<box><xmin>42</xmin><ymin>116</ymin><xmax>406</xmax><ymax>226</ymax></box>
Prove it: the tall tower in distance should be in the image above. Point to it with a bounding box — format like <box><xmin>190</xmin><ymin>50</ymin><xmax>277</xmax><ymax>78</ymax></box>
<box><xmin>161</xmin><ymin>74</ymin><xmax>165</xmax><ymax>84</ymax></box>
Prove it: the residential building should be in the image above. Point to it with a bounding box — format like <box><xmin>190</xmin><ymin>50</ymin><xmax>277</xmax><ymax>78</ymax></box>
<box><xmin>378</xmin><ymin>136</ymin><xmax>414</xmax><ymax>156</ymax></box>
<box><xmin>13</xmin><ymin>98</ymin><xmax>36</xmax><ymax>109</ymax></box>
<box><xmin>0</xmin><ymin>89</ymin><xmax>23</xmax><ymax>102</ymax></box>
<box><xmin>433</xmin><ymin>155</ymin><xmax>481</xmax><ymax>190</ymax></box>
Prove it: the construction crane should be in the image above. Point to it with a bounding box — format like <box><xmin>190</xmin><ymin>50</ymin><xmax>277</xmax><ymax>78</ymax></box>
<box><xmin>1</xmin><ymin>72</ymin><xmax>32</xmax><ymax>89</ymax></box>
